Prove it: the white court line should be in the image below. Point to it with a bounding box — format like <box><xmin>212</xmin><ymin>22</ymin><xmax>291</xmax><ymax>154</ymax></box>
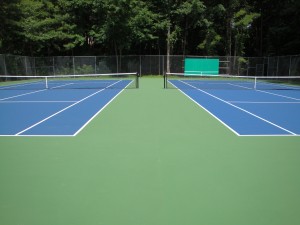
<box><xmin>15</xmin><ymin>80</ymin><xmax>122</xmax><ymax>136</ymax></box>
<box><xmin>50</xmin><ymin>83</ymin><xmax>75</xmax><ymax>89</ymax></box>
<box><xmin>256</xmin><ymin>81</ymin><xmax>300</xmax><ymax>90</ymax></box>
<box><xmin>169</xmin><ymin>81</ymin><xmax>240</xmax><ymax>136</ymax></box>
<box><xmin>175</xmin><ymin>80</ymin><xmax>297</xmax><ymax>136</ymax></box>
<box><xmin>0</xmin><ymin>101</ymin><xmax>77</xmax><ymax>103</ymax></box>
<box><xmin>228</xmin><ymin>83</ymin><xmax>300</xmax><ymax>101</ymax></box>
<box><xmin>0</xmin><ymin>81</ymin><xmax>131</xmax><ymax>137</ymax></box>
<box><xmin>256</xmin><ymin>89</ymin><xmax>300</xmax><ymax>101</ymax></box>
<box><xmin>0</xmin><ymin>80</ymin><xmax>43</xmax><ymax>89</ymax></box>
<box><xmin>229</xmin><ymin>101</ymin><xmax>300</xmax><ymax>104</ymax></box>
<box><xmin>0</xmin><ymin>134</ymin><xmax>74</xmax><ymax>137</ymax></box>
<box><xmin>227</xmin><ymin>83</ymin><xmax>253</xmax><ymax>90</ymax></box>
<box><xmin>0</xmin><ymin>83</ymin><xmax>75</xmax><ymax>101</ymax></box>
<box><xmin>73</xmin><ymin>80</ymin><xmax>134</xmax><ymax>136</ymax></box>
<box><xmin>0</xmin><ymin>89</ymin><xmax>48</xmax><ymax>101</ymax></box>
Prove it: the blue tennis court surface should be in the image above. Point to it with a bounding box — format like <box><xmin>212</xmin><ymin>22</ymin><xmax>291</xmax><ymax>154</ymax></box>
<box><xmin>170</xmin><ymin>79</ymin><xmax>300</xmax><ymax>136</ymax></box>
<box><xmin>0</xmin><ymin>80</ymin><xmax>132</xmax><ymax>136</ymax></box>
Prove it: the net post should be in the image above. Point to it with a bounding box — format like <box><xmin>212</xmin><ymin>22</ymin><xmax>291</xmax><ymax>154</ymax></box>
<box><xmin>166</xmin><ymin>72</ymin><xmax>168</xmax><ymax>88</ymax></box>
<box><xmin>164</xmin><ymin>72</ymin><xmax>168</xmax><ymax>89</ymax></box>
<box><xmin>136</xmin><ymin>72</ymin><xmax>139</xmax><ymax>88</ymax></box>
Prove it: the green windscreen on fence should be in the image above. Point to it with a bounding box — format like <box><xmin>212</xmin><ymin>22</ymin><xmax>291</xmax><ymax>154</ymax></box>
<box><xmin>184</xmin><ymin>58</ymin><xmax>219</xmax><ymax>75</ymax></box>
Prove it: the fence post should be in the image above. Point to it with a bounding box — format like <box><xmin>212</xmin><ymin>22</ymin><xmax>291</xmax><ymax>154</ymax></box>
<box><xmin>94</xmin><ymin>56</ymin><xmax>97</xmax><ymax>74</ymax></box>
<box><xmin>139</xmin><ymin>55</ymin><xmax>142</xmax><ymax>76</ymax></box>
<box><xmin>288</xmin><ymin>55</ymin><xmax>292</xmax><ymax>76</ymax></box>
<box><xmin>72</xmin><ymin>56</ymin><xmax>75</xmax><ymax>75</ymax></box>
<box><xmin>267</xmin><ymin>57</ymin><xmax>269</xmax><ymax>76</ymax></box>
<box><xmin>276</xmin><ymin>56</ymin><xmax>279</xmax><ymax>76</ymax></box>
<box><xmin>53</xmin><ymin>56</ymin><xmax>55</xmax><ymax>75</ymax></box>
<box><xmin>3</xmin><ymin>55</ymin><xmax>8</xmax><ymax>75</ymax></box>
<box><xmin>24</xmin><ymin>56</ymin><xmax>28</xmax><ymax>75</ymax></box>
<box><xmin>246</xmin><ymin>58</ymin><xmax>249</xmax><ymax>76</ymax></box>
<box><xmin>162</xmin><ymin>55</ymin><xmax>165</xmax><ymax>74</ymax></box>
<box><xmin>34</xmin><ymin>57</ymin><xmax>37</xmax><ymax>76</ymax></box>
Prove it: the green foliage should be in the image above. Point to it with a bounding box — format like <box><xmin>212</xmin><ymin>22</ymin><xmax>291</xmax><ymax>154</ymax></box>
<box><xmin>0</xmin><ymin>0</ymin><xmax>22</xmax><ymax>54</ymax></box>
<box><xmin>198</xmin><ymin>31</ymin><xmax>222</xmax><ymax>55</ymax></box>
<box><xmin>129</xmin><ymin>1</ymin><xmax>158</xmax><ymax>43</ymax></box>
<box><xmin>75</xmin><ymin>64</ymin><xmax>94</xmax><ymax>74</ymax></box>
<box><xmin>15</xmin><ymin>0</ymin><xmax>84</xmax><ymax>55</ymax></box>
<box><xmin>234</xmin><ymin>9</ymin><xmax>260</xmax><ymax>28</ymax></box>
<box><xmin>233</xmin><ymin>9</ymin><xmax>260</xmax><ymax>56</ymax></box>
<box><xmin>0</xmin><ymin>0</ymin><xmax>299</xmax><ymax>56</ymax></box>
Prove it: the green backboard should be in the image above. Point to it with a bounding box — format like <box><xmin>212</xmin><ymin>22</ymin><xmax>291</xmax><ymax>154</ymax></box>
<box><xmin>184</xmin><ymin>58</ymin><xmax>219</xmax><ymax>75</ymax></box>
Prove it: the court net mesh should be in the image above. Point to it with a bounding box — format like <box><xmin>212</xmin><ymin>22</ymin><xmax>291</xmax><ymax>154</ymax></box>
<box><xmin>0</xmin><ymin>73</ymin><xmax>139</xmax><ymax>90</ymax></box>
<box><xmin>164</xmin><ymin>73</ymin><xmax>300</xmax><ymax>90</ymax></box>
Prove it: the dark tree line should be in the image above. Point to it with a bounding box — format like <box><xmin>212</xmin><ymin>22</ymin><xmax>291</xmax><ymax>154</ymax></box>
<box><xmin>1</xmin><ymin>0</ymin><xmax>299</xmax><ymax>57</ymax></box>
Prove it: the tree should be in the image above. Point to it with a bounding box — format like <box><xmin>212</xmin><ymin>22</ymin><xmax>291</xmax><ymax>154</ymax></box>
<box><xmin>174</xmin><ymin>0</ymin><xmax>206</xmax><ymax>55</ymax></box>
<box><xmin>262</xmin><ymin>0</ymin><xmax>300</xmax><ymax>55</ymax></box>
<box><xmin>198</xmin><ymin>2</ymin><xmax>225</xmax><ymax>55</ymax></box>
<box><xmin>232</xmin><ymin>8</ymin><xmax>260</xmax><ymax>57</ymax></box>
<box><xmin>0</xmin><ymin>0</ymin><xmax>299</xmax><ymax>57</ymax></box>
<box><xmin>0</xmin><ymin>0</ymin><xmax>22</xmax><ymax>54</ymax></box>
<box><xmin>128</xmin><ymin>1</ymin><xmax>159</xmax><ymax>54</ymax></box>
<box><xmin>15</xmin><ymin>0</ymin><xmax>84</xmax><ymax>56</ymax></box>
<box><xmin>147</xmin><ymin>0</ymin><xmax>206</xmax><ymax>71</ymax></box>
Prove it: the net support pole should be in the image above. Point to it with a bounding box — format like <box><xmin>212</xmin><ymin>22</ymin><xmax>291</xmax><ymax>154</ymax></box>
<box><xmin>164</xmin><ymin>72</ymin><xmax>168</xmax><ymax>89</ymax></box>
<box><xmin>136</xmin><ymin>73</ymin><xmax>139</xmax><ymax>88</ymax></box>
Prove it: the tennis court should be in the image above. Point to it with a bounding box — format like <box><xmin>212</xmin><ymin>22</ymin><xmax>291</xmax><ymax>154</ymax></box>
<box><xmin>1</xmin><ymin>77</ymin><xmax>300</xmax><ymax>225</ymax></box>
<box><xmin>0</xmin><ymin>74</ymin><xmax>138</xmax><ymax>136</ymax></box>
<box><xmin>166</xmin><ymin>74</ymin><xmax>300</xmax><ymax>136</ymax></box>
<box><xmin>1</xmin><ymin>0</ymin><xmax>300</xmax><ymax>222</ymax></box>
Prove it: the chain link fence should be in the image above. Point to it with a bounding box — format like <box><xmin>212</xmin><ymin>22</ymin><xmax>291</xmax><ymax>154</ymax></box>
<box><xmin>0</xmin><ymin>54</ymin><xmax>299</xmax><ymax>77</ymax></box>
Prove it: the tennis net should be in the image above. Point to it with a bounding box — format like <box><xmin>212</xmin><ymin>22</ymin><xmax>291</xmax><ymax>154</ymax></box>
<box><xmin>164</xmin><ymin>73</ymin><xmax>300</xmax><ymax>90</ymax></box>
<box><xmin>0</xmin><ymin>73</ymin><xmax>139</xmax><ymax>90</ymax></box>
